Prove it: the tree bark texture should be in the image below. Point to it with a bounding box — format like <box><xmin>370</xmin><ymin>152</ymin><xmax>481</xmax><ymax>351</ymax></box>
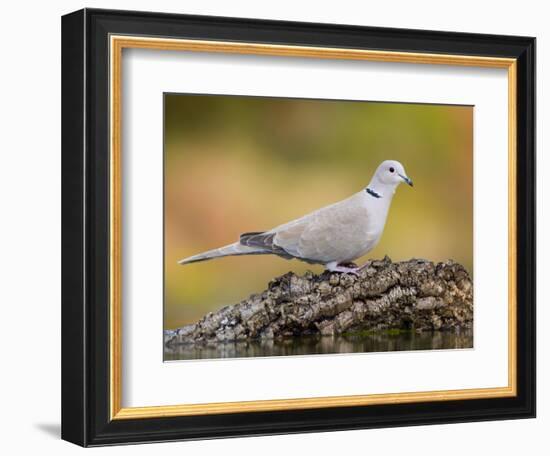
<box><xmin>165</xmin><ymin>257</ymin><xmax>473</xmax><ymax>346</ymax></box>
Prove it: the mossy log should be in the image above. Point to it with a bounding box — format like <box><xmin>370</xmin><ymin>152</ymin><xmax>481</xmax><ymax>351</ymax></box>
<box><xmin>165</xmin><ymin>257</ymin><xmax>473</xmax><ymax>347</ymax></box>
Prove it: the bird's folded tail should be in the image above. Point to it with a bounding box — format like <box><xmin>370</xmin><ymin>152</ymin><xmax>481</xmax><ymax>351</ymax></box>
<box><xmin>178</xmin><ymin>241</ymin><xmax>271</xmax><ymax>265</ymax></box>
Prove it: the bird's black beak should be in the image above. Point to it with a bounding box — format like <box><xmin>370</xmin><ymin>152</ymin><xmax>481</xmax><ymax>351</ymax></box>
<box><xmin>399</xmin><ymin>174</ymin><xmax>413</xmax><ymax>187</ymax></box>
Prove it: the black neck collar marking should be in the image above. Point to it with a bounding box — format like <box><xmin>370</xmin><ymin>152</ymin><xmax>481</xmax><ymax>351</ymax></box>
<box><xmin>365</xmin><ymin>188</ymin><xmax>381</xmax><ymax>198</ymax></box>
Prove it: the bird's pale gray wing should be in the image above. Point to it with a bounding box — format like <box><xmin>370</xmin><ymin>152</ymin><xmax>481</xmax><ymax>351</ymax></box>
<box><xmin>273</xmin><ymin>198</ymin><xmax>370</xmax><ymax>263</ymax></box>
<box><xmin>264</xmin><ymin>217</ymin><xmax>308</xmax><ymax>257</ymax></box>
<box><xmin>298</xmin><ymin>204</ymin><xmax>370</xmax><ymax>262</ymax></box>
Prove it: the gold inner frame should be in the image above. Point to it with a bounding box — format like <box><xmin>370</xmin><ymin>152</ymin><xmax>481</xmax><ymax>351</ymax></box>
<box><xmin>109</xmin><ymin>35</ymin><xmax>517</xmax><ymax>420</ymax></box>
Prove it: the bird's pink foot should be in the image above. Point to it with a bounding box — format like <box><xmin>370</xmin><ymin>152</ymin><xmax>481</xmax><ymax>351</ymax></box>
<box><xmin>357</xmin><ymin>261</ymin><xmax>372</xmax><ymax>271</ymax></box>
<box><xmin>338</xmin><ymin>262</ymin><xmax>358</xmax><ymax>268</ymax></box>
<box><xmin>325</xmin><ymin>261</ymin><xmax>361</xmax><ymax>276</ymax></box>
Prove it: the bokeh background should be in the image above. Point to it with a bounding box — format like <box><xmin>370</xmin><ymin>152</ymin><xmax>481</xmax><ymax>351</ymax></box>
<box><xmin>164</xmin><ymin>94</ymin><xmax>473</xmax><ymax>330</ymax></box>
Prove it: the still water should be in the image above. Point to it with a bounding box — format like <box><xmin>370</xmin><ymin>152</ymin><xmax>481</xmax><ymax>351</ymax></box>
<box><xmin>164</xmin><ymin>329</ymin><xmax>473</xmax><ymax>361</ymax></box>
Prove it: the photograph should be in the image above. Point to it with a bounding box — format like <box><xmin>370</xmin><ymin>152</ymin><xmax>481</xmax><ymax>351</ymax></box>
<box><xmin>163</xmin><ymin>94</ymin><xmax>474</xmax><ymax>361</ymax></box>
<box><xmin>58</xmin><ymin>6</ymin><xmax>536</xmax><ymax>447</ymax></box>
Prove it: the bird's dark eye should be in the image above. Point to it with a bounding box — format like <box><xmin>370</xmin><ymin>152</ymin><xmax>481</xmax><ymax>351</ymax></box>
<box><xmin>389</xmin><ymin>167</ymin><xmax>395</xmax><ymax>173</ymax></box>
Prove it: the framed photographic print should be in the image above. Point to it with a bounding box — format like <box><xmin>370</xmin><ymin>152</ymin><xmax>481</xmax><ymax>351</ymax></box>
<box><xmin>61</xmin><ymin>8</ymin><xmax>536</xmax><ymax>447</ymax></box>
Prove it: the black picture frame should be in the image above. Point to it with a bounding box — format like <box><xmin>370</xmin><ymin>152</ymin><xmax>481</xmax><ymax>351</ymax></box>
<box><xmin>62</xmin><ymin>8</ymin><xmax>535</xmax><ymax>447</ymax></box>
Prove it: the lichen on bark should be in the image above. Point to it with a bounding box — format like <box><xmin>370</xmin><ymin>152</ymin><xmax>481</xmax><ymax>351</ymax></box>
<box><xmin>165</xmin><ymin>257</ymin><xmax>473</xmax><ymax>346</ymax></box>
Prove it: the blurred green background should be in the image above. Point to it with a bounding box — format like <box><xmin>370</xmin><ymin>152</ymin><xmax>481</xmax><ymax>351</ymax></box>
<box><xmin>164</xmin><ymin>94</ymin><xmax>473</xmax><ymax>330</ymax></box>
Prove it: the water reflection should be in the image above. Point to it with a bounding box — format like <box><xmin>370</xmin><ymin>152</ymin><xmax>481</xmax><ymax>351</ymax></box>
<box><xmin>164</xmin><ymin>330</ymin><xmax>473</xmax><ymax>361</ymax></box>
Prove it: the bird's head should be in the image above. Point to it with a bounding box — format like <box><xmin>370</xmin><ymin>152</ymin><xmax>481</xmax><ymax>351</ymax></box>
<box><xmin>372</xmin><ymin>160</ymin><xmax>413</xmax><ymax>188</ymax></box>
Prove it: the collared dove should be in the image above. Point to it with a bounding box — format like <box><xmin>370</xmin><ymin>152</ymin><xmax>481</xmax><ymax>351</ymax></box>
<box><xmin>178</xmin><ymin>160</ymin><xmax>413</xmax><ymax>274</ymax></box>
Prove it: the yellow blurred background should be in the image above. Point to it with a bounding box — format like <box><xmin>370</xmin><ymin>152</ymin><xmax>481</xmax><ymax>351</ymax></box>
<box><xmin>164</xmin><ymin>94</ymin><xmax>473</xmax><ymax>330</ymax></box>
